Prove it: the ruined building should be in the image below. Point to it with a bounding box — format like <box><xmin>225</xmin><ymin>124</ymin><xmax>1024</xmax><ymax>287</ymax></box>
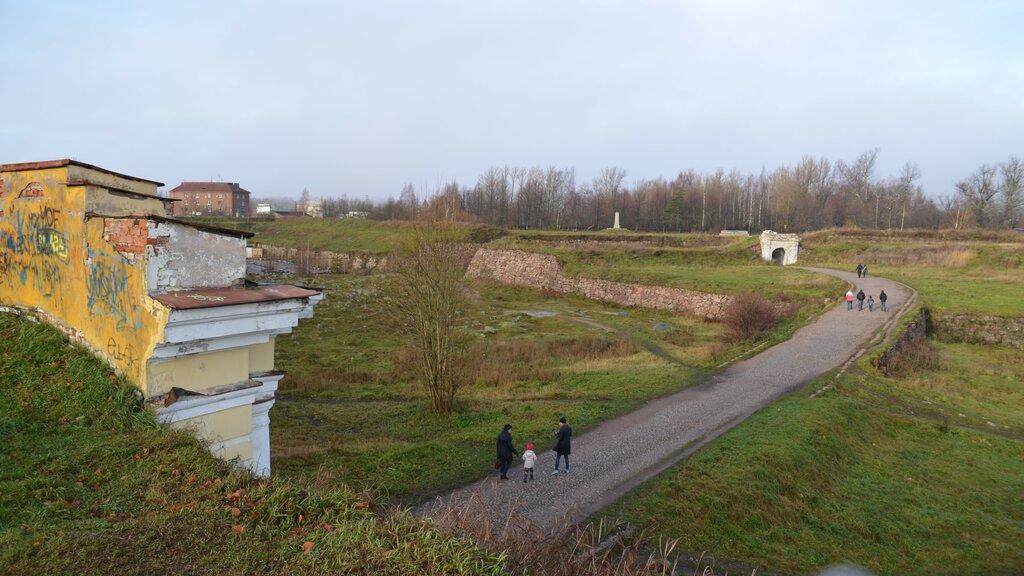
<box><xmin>0</xmin><ymin>160</ymin><xmax>320</xmax><ymax>476</ymax></box>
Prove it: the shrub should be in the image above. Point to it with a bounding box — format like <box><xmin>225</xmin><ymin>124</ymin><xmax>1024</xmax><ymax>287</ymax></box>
<box><xmin>879</xmin><ymin>337</ymin><xmax>939</xmax><ymax>377</ymax></box>
<box><xmin>721</xmin><ymin>292</ymin><xmax>779</xmax><ymax>342</ymax></box>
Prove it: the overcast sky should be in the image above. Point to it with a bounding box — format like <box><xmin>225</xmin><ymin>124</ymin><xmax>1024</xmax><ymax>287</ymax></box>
<box><xmin>1</xmin><ymin>1</ymin><xmax>1021</xmax><ymax>199</ymax></box>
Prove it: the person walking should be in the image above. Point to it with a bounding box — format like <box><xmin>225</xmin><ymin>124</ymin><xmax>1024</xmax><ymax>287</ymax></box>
<box><xmin>879</xmin><ymin>290</ymin><xmax>888</xmax><ymax>312</ymax></box>
<box><xmin>552</xmin><ymin>416</ymin><xmax>572</xmax><ymax>475</ymax></box>
<box><xmin>495</xmin><ymin>424</ymin><xmax>518</xmax><ymax>480</ymax></box>
<box><xmin>845</xmin><ymin>289</ymin><xmax>855</xmax><ymax>311</ymax></box>
<box><xmin>855</xmin><ymin>264</ymin><xmax>863</xmax><ymax>278</ymax></box>
<box><xmin>856</xmin><ymin>289</ymin><xmax>865</xmax><ymax>311</ymax></box>
<box><xmin>522</xmin><ymin>442</ymin><xmax>537</xmax><ymax>483</ymax></box>
<box><xmin>867</xmin><ymin>295</ymin><xmax>875</xmax><ymax>312</ymax></box>
<box><xmin>862</xmin><ymin>265</ymin><xmax>869</xmax><ymax>278</ymax></box>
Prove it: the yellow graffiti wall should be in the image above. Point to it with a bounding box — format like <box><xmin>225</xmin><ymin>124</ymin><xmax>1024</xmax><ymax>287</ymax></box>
<box><xmin>0</xmin><ymin>166</ymin><xmax>169</xmax><ymax>389</ymax></box>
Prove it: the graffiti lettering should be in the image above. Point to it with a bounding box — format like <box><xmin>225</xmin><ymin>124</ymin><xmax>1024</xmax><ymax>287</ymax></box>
<box><xmin>107</xmin><ymin>337</ymin><xmax>137</xmax><ymax>368</ymax></box>
<box><xmin>34</xmin><ymin>227</ymin><xmax>68</xmax><ymax>258</ymax></box>
<box><xmin>5</xmin><ymin>208</ymin><xmax>69</xmax><ymax>260</ymax></box>
<box><xmin>87</xmin><ymin>256</ymin><xmax>131</xmax><ymax>330</ymax></box>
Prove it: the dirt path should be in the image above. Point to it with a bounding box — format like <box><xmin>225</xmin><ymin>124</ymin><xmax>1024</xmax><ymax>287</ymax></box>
<box><xmin>418</xmin><ymin>268</ymin><xmax>913</xmax><ymax>530</ymax></box>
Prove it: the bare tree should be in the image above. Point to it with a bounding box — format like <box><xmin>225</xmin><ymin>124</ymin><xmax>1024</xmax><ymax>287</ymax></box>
<box><xmin>957</xmin><ymin>165</ymin><xmax>999</xmax><ymax>227</ymax></box>
<box><xmin>399</xmin><ymin>183</ymin><xmax>418</xmax><ymax>219</ymax></box>
<box><xmin>1000</xmin><ymin>156</ymin><xmax>1023</xmax><ymax>229</ymax></box>
<box><xmin>894</xmin><ymin>161</ymin><xmax>921</xmax><ymax>230</ymax></box>
<box><xmin>383</xmin><ymin>219</ymin><xmax>473</xmax><ymax>413</ymax></box>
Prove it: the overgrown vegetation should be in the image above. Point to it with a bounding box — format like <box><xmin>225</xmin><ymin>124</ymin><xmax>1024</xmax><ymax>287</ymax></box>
<box><xmin>270</xmin><ymin>274</ymin><xmax>710</xmax><ymax>500</ymax></box>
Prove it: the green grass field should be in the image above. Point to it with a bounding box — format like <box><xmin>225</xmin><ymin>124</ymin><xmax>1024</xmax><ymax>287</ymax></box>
<box><xmin>491</xmin><ymin>232</ymin><xmax>845</xmax><ymax>300</ymax></box>
<box><xmin>602</xmin><ymin>230</ymin><xmax>1024</xmax><ymax>575</ymax></box>
<box><xmin>0</xmin><ymin>313</ymin><xmax>505</xmax><ymax>576</ymax></box>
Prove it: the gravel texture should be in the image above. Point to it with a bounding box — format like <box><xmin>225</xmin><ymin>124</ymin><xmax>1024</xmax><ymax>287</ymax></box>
<box><xmin>419</xmin><ymin>268</ymin><xmax>911</xmax><ymax>530</ymax></box>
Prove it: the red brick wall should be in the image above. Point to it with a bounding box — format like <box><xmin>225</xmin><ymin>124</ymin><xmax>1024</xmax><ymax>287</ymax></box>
<box><xmin>103</xmin><ymin>218</ymin><xmax>149</xmax><ymax>256</ymax></box>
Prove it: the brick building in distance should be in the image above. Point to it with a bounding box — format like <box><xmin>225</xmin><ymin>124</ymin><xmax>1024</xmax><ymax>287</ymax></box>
<box><xmin>167</xmin><ymin>181</ymin><xmax>251</xmax><ymax>217</ymax></box>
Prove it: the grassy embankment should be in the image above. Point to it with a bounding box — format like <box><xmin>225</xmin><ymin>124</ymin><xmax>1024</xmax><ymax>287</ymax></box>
<box><xmin>0</xmin><ymin>313</ymin><xmax>505</xmax><ymax>576</ymax></box>
<box><xmin>603</xmin><ymin>229</ymin><xmax>1024</xmax><ymax>576</ymax></box>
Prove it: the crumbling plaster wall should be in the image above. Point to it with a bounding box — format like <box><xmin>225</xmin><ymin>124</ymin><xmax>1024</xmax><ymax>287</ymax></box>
<box><xmin>145</xmin><ymin>221</ymin><xmax>246</xmax><ymax>293</ymax></box>
<box><xmin>466</xmin><ymin>248</ymin><xmax>731</xmax><ymax>319</ymax></box>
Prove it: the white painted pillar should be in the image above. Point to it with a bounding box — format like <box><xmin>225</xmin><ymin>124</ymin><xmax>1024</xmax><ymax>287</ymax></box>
<box><xmin>249</xmin><ymin>372</ymin><xmax>283</xmax><ymax>477</ymax></box>
<box><xmin>613</xmin><ymin>212</ymin><xmax>620</xmax><ymax>229</ymax></box>
<box><xmin>250</xmin><ymin>396</ymin><xmax>275</xmax><ymax>477</ymax></box>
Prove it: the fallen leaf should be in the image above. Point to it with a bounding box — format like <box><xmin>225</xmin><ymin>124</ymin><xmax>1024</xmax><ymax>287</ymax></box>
<box><xmin>322</xmin><ymin>523</ymin><xmax>334</xmax><ymax>532</ymax></box>
<box><xmin>231</xmin><ymin>524</ymin><xmax>245</xmax><ymax>534</ymax></box>
<box><xmin>354</xmin><ymin>501</ymin><xmax>369</xmax><ymax>510</ymax></box>
<box><xmin>230</xmin><ymin>507</ymin><xmax>241</xmax><ymax>517</ymax></box>
<box><xmin>302</xmin><ymin>541</ymin><xmax>315</xmax><ymax>554</ymax></box>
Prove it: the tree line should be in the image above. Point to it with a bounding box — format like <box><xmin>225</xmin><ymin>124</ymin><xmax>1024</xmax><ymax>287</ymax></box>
<box><xmin>260</xmin><ymin>151</ymin><xmax>1024</xmax><ymax>232</ymax></box>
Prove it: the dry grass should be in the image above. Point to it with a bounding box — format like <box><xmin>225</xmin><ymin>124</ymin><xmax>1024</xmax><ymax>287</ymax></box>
<box><xmin>426</xmin><ymin>493</ymin><xmax>744</xmax><ymax>576</ymax></box>
<box><xmin>855</xmin><ymin>246</ymin><xmax>978</xmax><ymax>268</ymax></box>
<box><xmin>393</xmin><ymin>336</ymin><xmax>637</xmax><ymax>388</ymax></box>
<box><xmin>879</xmin><ymin>337</ymin><xmax>939</xmax><ymax>377</ymax></box>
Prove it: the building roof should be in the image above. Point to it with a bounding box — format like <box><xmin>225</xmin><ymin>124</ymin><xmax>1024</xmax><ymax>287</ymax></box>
<box><xmin>66</xmin><ymin>179</ymin><xmax>179</xmax><ymax>202</ymax></box>
<box><xmin>86</xmin><ymin>213</ymin><xmax>255</xmax><ymax>239</ymax></box>
<box><xmin>0</xmin><ymin>159</ymin><xmax>164</xmax><ymax>186</ymax></box>
<box><xmin>153</xmin><ymin>283</ymin><xmax>321</xmax><ymax>310</ymax></box>
<box><xmin>169</xmin><ymin>182</ymin><xmax>251</xmax><ymax>195</ymax></box>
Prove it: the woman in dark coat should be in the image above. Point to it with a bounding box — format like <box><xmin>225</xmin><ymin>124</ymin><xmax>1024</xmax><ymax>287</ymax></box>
<box><xmin>495</xmin><ymin>423</ymin><xmax>517</xmax><ymax>480</ymax></box>
<box><xmin>552</xmin><ymin>416</ymin><xmax>572</xmax><ymax>475</ymax></box>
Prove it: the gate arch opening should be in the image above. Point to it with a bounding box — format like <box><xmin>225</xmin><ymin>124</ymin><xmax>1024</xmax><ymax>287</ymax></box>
<box><xmin>771</xmin><ymin>247</ymin><xmax>785</xmax><ymax>265</ymax></box>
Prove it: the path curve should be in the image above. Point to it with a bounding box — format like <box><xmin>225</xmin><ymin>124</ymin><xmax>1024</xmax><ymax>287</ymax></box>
<box><xmin>419</xmin><ymin>268</ymin><xmax>912</xmax><ymax>529</ymax></box>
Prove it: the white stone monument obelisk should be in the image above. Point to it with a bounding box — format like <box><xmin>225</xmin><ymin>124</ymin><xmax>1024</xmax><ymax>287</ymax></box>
<box><xmin>613</xmin><ymin>212</ymin><xmax>620</xmax><ymax>229</ymax></box>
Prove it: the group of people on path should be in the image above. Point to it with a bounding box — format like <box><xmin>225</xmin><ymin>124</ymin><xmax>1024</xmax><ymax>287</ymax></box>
<box><xmin>845</xmin><ymin>263</ymin><xmax>888</xmax><ymax>312</ymax></box>
<box><xmin>495</xmin><ymin>417</ymin><xmax>572</xmax><ymax>482</ymax></box>
<box><xmin>845</xmin><ymin>288</ymin><xmax>887</xmax><ymax>312</ymax></box>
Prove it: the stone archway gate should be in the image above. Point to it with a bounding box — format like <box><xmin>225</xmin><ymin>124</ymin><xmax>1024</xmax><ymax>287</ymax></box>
<box><xmin>760</xmin><ymin>230</ymin><xmax>800</xmax><ymax>265</ymax></box>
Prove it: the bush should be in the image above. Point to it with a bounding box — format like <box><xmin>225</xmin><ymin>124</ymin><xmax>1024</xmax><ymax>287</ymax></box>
<box><xmin>721</xmin><ymin>292</ymin><xmax>779</xmax><ymax>342</ymax></box>
<box><xmin>879</xmin><ymin>337</ymin><xmax>939</xmax><ymax>377</ymax></box>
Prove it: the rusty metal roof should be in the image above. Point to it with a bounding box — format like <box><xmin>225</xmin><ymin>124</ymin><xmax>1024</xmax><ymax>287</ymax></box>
<box><xmin>147</xmin><ymin>214</ymin><xmax>254</xmax><ymax>238</ymax></box>
<box><xmin>0</xmin><ymin>159</ymin><xmax>165</xmax><ymax>186</ymax></box>
<box><xmin>153</xmin><ymin>284</ymin><xmax>321</xmax><ymax>310</ymax></box>
<box><xmin>85</xmin><ymin>212</ymin><xmax>255</xmax><ymax>239</ymax></box>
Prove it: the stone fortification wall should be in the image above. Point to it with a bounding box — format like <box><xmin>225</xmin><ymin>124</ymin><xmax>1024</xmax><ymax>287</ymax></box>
<box><xmin>933</xmin><ymin>313</ymin><xmax>1024</xmax><ymax>350</ymax></box>
<box><xmin>466</xmin><ymin>248</ymin><xmax>730</xmax><ymax>320</ymax></box>
<box><xmin>874</xmin><ymin>308</ymin><xmax>929</xmax><ymax>371</ymax></box>
<box><xmin>249</xmin><ymin>244</ymin><xmax>390</xmax><ymax>274</ymax></box>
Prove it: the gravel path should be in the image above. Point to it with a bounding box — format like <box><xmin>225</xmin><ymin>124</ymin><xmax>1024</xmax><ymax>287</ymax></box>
<box><xmin>418</xmin><ymin>268</ymin><xmax>912</xmax><ymax>530</ymax></box>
